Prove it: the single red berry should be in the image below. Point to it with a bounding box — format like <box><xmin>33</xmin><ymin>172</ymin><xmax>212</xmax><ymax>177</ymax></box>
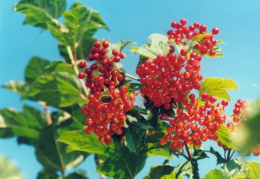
<box><xmin>112</xmin><ymin>49</ymin><xmax>119</xmax><ymax>56</ymax></box>
<box><xmin>201</xmin><ymin>92</ymin><xmax>209</xmax><ymax>100</ymax></box>
<box><xmin>160</xmin><ymin>138</ymin><xmax>166</xmax><ymax>145</ymax></box>
<box><xmin>209</xmin><ymin>50</ymin><xmax>216</xmax><ymax>56</ymax></box>
<box><xmin>180</xmin><ymin>19</ymin><xmax>187</xmax><ymax>26</ymax></box>
<box><xmin>180</xmin><ymin>49</ymin><xmax>187</xmax><ymax>56</ymax></box>
<box><xmin>221</xmin><ymin>100</ymin><xmax>229</xmax><ymax>107</ymax></box>
<box><xmin>171</xmin><ymin>21</ymin><xmax>178</xmax><ymax>28</ymax></box>
<box><xmin>94</xmin><ymin>41</ymin><xmax>101</xmax><ymax>48</ymax></box>
<box><xmin>102</xmin><ymin>40</ymin><xmax>110</xmax><ymax>48</ymax></box>
<box><xmin>78</xmin><ymin>72</ymin><xmax>85</xmax><ymax>79</ymax></box>
<box><xmin>212</xmin><ymin>28</ymin><xmax>219</xmax><ymax>35</ymax></box>
<box><xmin>193</xmin><ymin>22</ymin><xmax>200</xmax><ymax>28</ymax></box>
<box><xmin>79</xmin><ymin>61</ymin><xmax>87</xmax><ymax>68</ymax></box>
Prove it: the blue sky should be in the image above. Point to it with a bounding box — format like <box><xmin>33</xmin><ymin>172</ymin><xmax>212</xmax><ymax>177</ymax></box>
<box><xmin>1</xmin><ymin>0</ymin><xmax>260</xmax><ymax>178</ymax></box>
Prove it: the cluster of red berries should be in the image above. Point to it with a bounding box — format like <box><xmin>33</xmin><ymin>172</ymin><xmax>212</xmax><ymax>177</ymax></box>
<box><xmin>160</xmin><ymin>92</ymin><xmax>229</xmax><ymax>149</ymax></box>
<box><xmin>167</xmin><ymin>19</ymin><xmax>219</xmax><ymax>56</ymax></box>
<box><xmin>137</xmin><ymin>50</ymin><xmax>203</xmax><ymax>109</ymax></box>
<box><xmin>78</xmin><ymin>40</ymin><xmax>135</xmax><ymax>145</ymax></box>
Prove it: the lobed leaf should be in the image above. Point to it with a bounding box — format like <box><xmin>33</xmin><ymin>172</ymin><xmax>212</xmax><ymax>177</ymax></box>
<box><xmin>36</xmin><ymin>126</ymin><xmax>87</xmax><ymax>172</ymax></box>
<box><xmin>58</xmin><ymin>130</ymin><xmax>109</xmax><ymax>155</ymax></box>
<box><xmin>216</xmin><ymin>124</ymin><xmax>238</xmax><ymax>150</ymax></box>
<box><xmin>130</xmin><ymin>33</ymin><xmax>169</xmax><ymax>60</ymax></box>
<box><xmin>13</xmin><ymin>0</ymin><xmax>66</xmax><ymax>30</ymax></box>
<box><xmin>96</xmin><ymin>146</ymin><xmax>147</xmax><ymax>179</ymax></box>
<box><xmin>27</xmin><ymin>72</ymin><xmax>84</xmax><ymax>108</ymax></box>
<box><xmin>199</xmin><ymin>78</ymin><xmax>239</xmax><ymax>101</ymax></box>
<box><xmin>25</xmin><ymin>56</ymin><xmax>51</xmax><ymax>84</ymax></box>
<box><xmin>0</xmin><ymin>105</ymin><xmax>46</xmax><ymax>145</ymax></box>
<box><xmin>143</xmin><ymin>162</ymin><xmax>179</xmax><ymax>179</ymax></box>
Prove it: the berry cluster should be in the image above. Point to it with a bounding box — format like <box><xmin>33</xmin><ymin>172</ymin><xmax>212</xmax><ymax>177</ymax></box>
<box><xmin>167</xmin><ymin>19</ymin><xmax>219</xmax><ymax>56</ymax></box>
<box><xmin>160</xmin><ymin>92</ymin><xmax>229</xmax><ymax>149</ymax></box>
<box><xmin>137</xmin><ymin>50</ymin><xmax>203</xmax><ymax>109</ymax></box>
<box><xmin>79</xmin><ymin>40</ymin><xmax>135</xmax><ymax>145</ymax></box>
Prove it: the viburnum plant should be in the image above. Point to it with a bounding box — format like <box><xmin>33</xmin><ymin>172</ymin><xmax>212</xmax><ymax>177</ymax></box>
<box><xmin>1</xmin><ymin>0</ymin><xmax>260</xmax><ymax>179</ymax></box>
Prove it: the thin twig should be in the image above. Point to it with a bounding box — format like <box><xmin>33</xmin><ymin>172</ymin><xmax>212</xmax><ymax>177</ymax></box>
<box><xmin>45</xmin><ymin>106</ymin><xmax>52</xmax><ymax>125</ymax></box>
<box><xmin>125</xmin><ymin>73</ymin><xmax>140</xmax><ymax>81</ymax></box>
<box><xmin>228</xmin><ymin>150</ymin><xmax>236</xmax><ymax>161</ymax></box>
<box><xmin>184</xmin><ymin>142</ymin><xmax>192</xmax><ymax>160</ymax></box>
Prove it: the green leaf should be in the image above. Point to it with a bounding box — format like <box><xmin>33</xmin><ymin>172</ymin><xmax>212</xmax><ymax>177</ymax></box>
<box><xmin>96</xmin><ymin>146</ymin><xmax>147</xmax><ymax>179</ymax></box>
<box><xmin>0</xmin><ymin>105</ymin><xmax>46</xmax><ymax>145</ymax></box>
<box><xmin>13</xmin><ymin>0</ymin><xmax>66</xmax><ymax>30</ymax></box>
<box><xmin>221</xmin><ymin>157</ymin><xmax>248</xmax><ymax>178</ymax></box>
<box><xmin>247</xmin><ymin>161</ymin><xmax>260</xmax><ymax>179</ymax></box>
<box><xmin>207</xmin><ymin>147</ymin><xmax>226</xmax><ymax>165</ymax></box>
<box><xmin>36</xmin><ymin>126</ymin><xmax>87</xmax><ymax>172</ymax></box>
<box><xmin>193</xmin><ymin>149</ymin><xmax>209</xmax><ymax>161</ymax></box>
<box><xmin>127</xmin><ymin>83</ymin><xmax>143</xmax><ymax>92</ymax></box>
<box><xmin>44</xmin><ymin>61</ymin><xmax>74</xmax><ymax>75</ymax></box>
<box><xmin>106</xmin><ymin>40</ymin><xmax>134</xmax><ymax>58</ymax></box>
<box><xmin>48</xmin><ymin>2</ymin><xmax>107</xmax><ymax>46</ymax></box>
<box><xmin>63</xmin><ymin>170</ymin><xmax>88</xmax><ymax>179</ymax></box>
<box><xmin>146</xmin><ymin>122</ymin><xmax>173</xmax><ymax>159</ymax></box>
<box><xmin>0</xmin><ymin>156</ymin><xmax>23</xmax><ymax>179</ymax></box>
<box><xmin>28</xmin><ymin>72</ymin><xmax>84</xmax><ymax>108</ymax></box>
<box><xmin>204</xmin><ymin>168</ymin><xmax>231</xmax><ymax>179</ymax></box>
<box><xmin>58</xmin><ymin>130</ymin><xmax>109</xmax><ymax>155</ymax></box>
<box><xmin>37</xmin><ymin>169</ymin><xmax>59</xmax><ymax>179</ymax></box>
<box><xmin>130</xmin><ymin>33</ymin><xmax>169</xmax><ymax>60</ymax></box>
<box><xmin>216</xmin><ymin>124</ymin><xmax>238</xmax><ymax>150</ymax></box>
<box><xmin>175</xmin><ymin>161</ymin><xmax>193</xmax><ymax>179</ymax></box>
<box><xmin>144</xmin><ymin>162</ymin><xmax>179</xmax><ymax>179</ymax></box>
<box><xmin>125</xmin><ymin>114</ymin><xmax>150</xmax><ymax>153</ymax></box>
<box><xmin>2</xmin><ymin>81</ymin><xmax>29</xmax><ymax>97</ymax></box>
<box><xmin>25</xmin><ymin>56</ymin><xmax>51</xmax><ymax>84</ymax></box>
<box><xmin>146</xmin><ymin>145</ymin><xmax>173</xmax><ymax>159</ymax></box>
<box><xmin>199</xmin><ymin>78</ymin><xmax>239</xmax><ymax>101</ymax></box>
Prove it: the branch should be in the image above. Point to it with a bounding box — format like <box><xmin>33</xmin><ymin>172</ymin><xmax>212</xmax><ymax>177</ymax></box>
<box><xmin>125</xmin><ymin>73</ymin><xmax>140</xmax><ymax>81</ymax></box>
<box><xmin>45</xmin><ymin>106</ymin><xmax>52</xmax><ymax>125</ymax></box>
<box><xmin>228</xmin><ymin>150</ymin><xmax>236</xmax><ymax>161</ymax></box>
<box><xmin>184</xmin><ymin>142</ymin><xmax>192</xmax><ymax>160</ymax></box>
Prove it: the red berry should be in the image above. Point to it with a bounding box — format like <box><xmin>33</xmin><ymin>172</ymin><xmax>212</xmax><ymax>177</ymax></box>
<box><xmin>201</xmin><ymin>92</ymin><xmax>209</xmax><ymax>100</ymax></box>
<box><xmin>94</xmin><ymin>41</ymin><xmax>101</xmax><ymax>48</ymax></box>
<box><xmin>180</xmin><ymin>19</ymin><xmax>187</xmax><ymax>26</ymax></box>
<box><xmin>112</xmin><ymin>49</ymin><xmax>119</xmax><ymax>56</ymax></box>
<box><xmin>209</xmin><ymin>50</ymin><xmax>216</xmax><ymax>56</ymax></box>
<box><xmin>212</xmin><ymin>28</ymin><xmax>219</xmax><ymax>35</ymax></box>
<box><xmin>102</xmin><ymin>40</ymin><xmax>110</xmax><ymax>48</ymax></box>
<box><xmin>78</xmin><ymin>72</ymin><xmax>85</xmax><ymax>79</ymax></box>
<box><xmin>180</xmin><ymin>49</ymin><xmax>187</xmax><ymax>56</ymax></box>
<box><xmin>79</xmin><ymin>61</ymin><xmax>87</xmax><ymax>68</ymax></box>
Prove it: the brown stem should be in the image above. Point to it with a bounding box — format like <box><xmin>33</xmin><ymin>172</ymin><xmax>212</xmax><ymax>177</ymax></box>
<box><xmin>45</xmin><ymin>106</ymin><xmax>52</xmax><ymax>125</ymax></box>
<box><xmin>61</xmin><ymin>169</ymin><xmax>65</xmax><ymax>176</ymax></box>
<box><xmin>184</xmin><ymin>142</ymin><xmax>200</xmax><ymax>179</ymax></box>
<box><xmin>228</xmin><ymin>150</ymin><xmax>236</xmax><ymax>161</ymax></box>
<box><xmin>184</xmin><ymin>142</ymin><xmax>192</xmax><ymax>160</ymax></box>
